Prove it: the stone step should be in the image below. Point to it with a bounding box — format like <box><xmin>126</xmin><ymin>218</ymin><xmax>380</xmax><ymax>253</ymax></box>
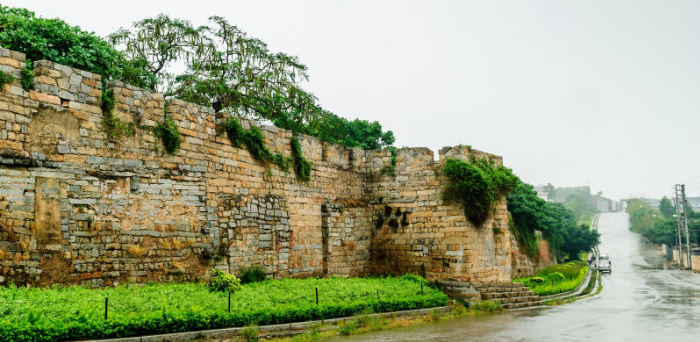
<box><xmin>476</xmin><ymin>286</ymin><xmax>530</xmax><ymax>293</ymax></box>
<box><xmin>491</xmin><ymin>296</ymin><xmax>540</xmax><ymax>304</ymax></box>
<box><xmin>481</xmin><ymin>291</ymin><xmax>535</xmax><ymax>299</ymax></box>
<box><xmin>441</xmin><ymin>287</ymin><xmax>481</xmax><ymax>299</ymax></box>
<box><xmin>501</xmin><ymin>300</ymin><xmax>545</xmax><ymax>309</ymax></box>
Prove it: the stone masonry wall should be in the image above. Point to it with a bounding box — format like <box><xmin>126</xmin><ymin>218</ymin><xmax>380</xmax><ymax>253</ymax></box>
<box><xmin>368</xmin><ymin>146</ymin><xmax>513</xmax><ymax>283</ymax></box>
<box><xmin>0</xmin><ymin>47</ymin><xmax>532</xmax><ymax>286</ymax></box>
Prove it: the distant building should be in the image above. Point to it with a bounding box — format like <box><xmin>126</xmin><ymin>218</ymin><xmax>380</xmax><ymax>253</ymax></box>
<box><xmin>619</xmin><ymin>197</ymin><xmax>663</xmax><ymax>211</ymax></box>
<box><xmin>533</xmin><ymin>185</ymin><xmax>552</xmax><ymax>202</ymax></box>
<box><xmin>686</xmin><ymin>197</ymin><xmax>700</xmax><ymax>210</ymax></box>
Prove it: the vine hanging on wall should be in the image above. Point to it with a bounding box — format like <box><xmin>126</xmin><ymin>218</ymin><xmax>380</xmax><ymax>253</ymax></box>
<box><xmin>226</xmin><ymin>118</ymin><xmax>312</xmax><ymax>181</ymax></box>
<box><xmin>101</xmin><ymin>90</ymin><xmax>181</xmax><ymax>154</ymax></box>
<box><xmin>291</xmin><ymin>137</ymin><xmax>312</xmax><ymax>181</ymax></box>
<box><xmin>154</xmin><ymin>118</ymin><xmax>181</xmax><ymax>154</ymax></box>
<box><xmin>441</xmin><ymin>156</ymin><xmax>518</xmax><ymax>228</ymax></box>
<box><xmin>20</xmin><ymin>60</ymin><xmax>33</xmax><ymax>91</ymax></box>
<box><xmin>100</xmin><ymin>88</ymin><xmax>137</xmax><ymax>140</ymax></box>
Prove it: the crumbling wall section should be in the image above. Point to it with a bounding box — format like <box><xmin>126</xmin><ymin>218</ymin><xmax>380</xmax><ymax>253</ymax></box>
<box><xmin>368</xmin><ymin>146</ymin><xmax>513</xmax><ymax>283</ymax></box>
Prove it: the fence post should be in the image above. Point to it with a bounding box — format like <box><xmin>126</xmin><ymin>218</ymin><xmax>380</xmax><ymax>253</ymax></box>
<box><xmin>228</xmin><ymin>291</ymin><xmax>231</xmax><ymax>313</ymax></box>
<box><xmin>421</xmin><ymin>282</ymin><xmax>424</xmax><ymax>296</ymax></box>
<box><xmin>315</xmin><ymin>287</ymin><xmax>319</xmax><ymax>305</ymax></box>
<box><xmin>376</xmin><ymin>289</ymin><xmax>380</xmax><ymax>301</ymax></box>
<box><xmin>104</xmin><ymin>297</ymin><xmax>108</xmax><ymax>320</ymax></box>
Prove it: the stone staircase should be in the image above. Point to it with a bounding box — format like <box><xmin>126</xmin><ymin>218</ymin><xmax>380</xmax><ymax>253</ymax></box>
<box><xmin>474</xmin><ymin>282</ymin><xmax>543</xmax><ymax>309</ymax></box>
<box><xmin>441</xmin><ymin>281</ymin><xmax>543</xmax><ymax>309</ymax></box>
<box><xmin>440</xmin><ymin>280</ymin><xmax>482</xmax><ymax>304</ymax></box>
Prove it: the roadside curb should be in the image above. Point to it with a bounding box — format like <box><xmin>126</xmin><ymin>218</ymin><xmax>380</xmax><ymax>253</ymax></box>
<box><xmin>75</xmin><ymin>307</ymin><xmax>452</xmax><ymax>342</ymax></box>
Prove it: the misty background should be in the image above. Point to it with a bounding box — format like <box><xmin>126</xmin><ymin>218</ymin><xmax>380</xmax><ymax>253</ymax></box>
<box><xmin>4</xmin><ymin>0</ymin><xmax>700</xmax><ymax>201</ymax></box>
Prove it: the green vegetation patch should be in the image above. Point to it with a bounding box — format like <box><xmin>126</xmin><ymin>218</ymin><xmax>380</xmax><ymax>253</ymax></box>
<box><xmin>515</xmin><ymin>261</ymin><xmax>588</xmax><ymax>296</ymax></box>
<box><xmin>0</xmin><ymin>277</ymin><xmax>447</xmax><ymax>342</ymax></box>
<box><xmin>226</xmin><ymin>118</ymin><xmax>312</xmax><ymax>181</ymax></box>
<box><xmin>0</xmin><ymin>69</ymin><xmax>14</xmax><ymax>88</ymax></box>
<box><xmin>442</xmin><ymin>157</ymin><xmax>518</xmax><ymax>227</ymax></box>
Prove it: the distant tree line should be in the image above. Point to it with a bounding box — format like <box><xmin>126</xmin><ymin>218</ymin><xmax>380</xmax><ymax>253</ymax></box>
<box><xmin>627</xmin><ymin>197</ymin><xmax>700</xmax><ymax>246</ymax></box>
<box><xmin>507</xmin><ymin>181</ymin><xmax>601</xmax><ymax>261</ymax></box>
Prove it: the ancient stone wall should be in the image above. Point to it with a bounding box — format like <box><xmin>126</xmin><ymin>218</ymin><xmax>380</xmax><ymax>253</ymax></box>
<box><xmin>0</xmin><ymin>47</ymin><xmax>534</xmax><ymax>286</ymax></box>
<box><xmin>368</xmin><ymin>146</ymin><xmax>513</xmax><ymax>283</ymax></box>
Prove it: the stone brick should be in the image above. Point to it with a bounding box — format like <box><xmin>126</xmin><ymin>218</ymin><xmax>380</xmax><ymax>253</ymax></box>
<box><xmin>29</xmin><ymin>91</ymin><xmax>61</xmax><ymax>106</ymax></box>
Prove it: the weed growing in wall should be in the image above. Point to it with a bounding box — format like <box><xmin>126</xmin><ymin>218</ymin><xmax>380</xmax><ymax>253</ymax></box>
<box><xmin>442</xmin><ymin>157</ymin><xmax>518</xmax><ymax>227</ymax></box>
<box><xmin>291</xmin><ymin>136</ymin><xmax>312</xmax><ymax>181</ymax></box>
<box><xmin>0</xmin><ymin>70</ymin><xmax>15</xmax><ymax>88</ymax></box>
<box><xmin>101</xmin><ymin>88</ymin><xmax>137</xmax><ymax>140</ymax></box>
<box><xmin>226</xmin><ymin>118</ymin><xmax>290</xmax><ymax>170</ymax></box>
<box><xmin>154</xmin><ymin>118</ymin><xmax>181</xmax><ymax>154</ymax></box>
<box><xmin>226</xmin><ymin>118</ymin><xmax>312</xmax><ymax>181</ymax></box>
<box><xmin>20</xmin><ymin>60</ymin><xmax>32</xmax><ymax>90</ymax></box>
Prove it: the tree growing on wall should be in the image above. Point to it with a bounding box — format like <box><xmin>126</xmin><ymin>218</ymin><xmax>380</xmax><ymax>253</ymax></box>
<box><xmin>0</xmin><ymin>6</ymin><xmax>154</xmax><ymax>88</ymax></box>
<box><xmin>110</xmin><ymin>14</ymin><xmax>395</xmax><ymax>150</ymax></box>
<box><xmin>1</xmin><ymin>5</ymin><xmax>394</xmax><ymax>150</ymax></box>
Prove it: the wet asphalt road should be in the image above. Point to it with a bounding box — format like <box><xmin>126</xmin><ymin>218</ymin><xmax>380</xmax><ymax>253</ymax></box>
<box><xmin>322</xmin><ymin>212</ymin><xmax>700</xmax><ymax>342</ymax></box>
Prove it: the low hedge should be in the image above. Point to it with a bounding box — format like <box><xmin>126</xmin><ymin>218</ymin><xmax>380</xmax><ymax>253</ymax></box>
<box><xmin>0</xmin><ymin>277</ymin><xmax>447</xmax><ymax>342</ymax></box>
<box><xmin>515</xmin><ymin>261</ymin><xmax>589</xmax><ymax>296</ymax></box>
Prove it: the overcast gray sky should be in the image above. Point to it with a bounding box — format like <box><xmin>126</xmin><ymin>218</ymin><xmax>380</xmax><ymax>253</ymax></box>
<box><xmin>5</xmin><ymin>0</ymin><xmax>700</xmax><ymax>201</ymax></box>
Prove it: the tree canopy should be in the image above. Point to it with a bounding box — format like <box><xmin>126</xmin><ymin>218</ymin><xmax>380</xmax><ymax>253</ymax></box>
<box><xmin>0</xmin><ymin>6</ymin><xmax>154</xmax><ymax>88</ymax></box>
<box><xmin>659</xmin><ymin>196</ymin><xmax>675</xmax><ymax>219</ymax></box>
<box><xmin>507</xmin><ymin>180</ymin><xmax>600</xmax><ymax>260</ymax></box>
<box><xmin>1</xmin><ymin>6</ymin><xmax>394</xmax><ymax>150</ymax></box>
<box><xmin>109</xmin><ymin>14</ymin><xmax>394</xmax><ymax>149</ymax></box>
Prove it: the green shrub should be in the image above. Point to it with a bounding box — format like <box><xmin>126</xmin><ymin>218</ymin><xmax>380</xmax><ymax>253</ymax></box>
<box><xmin>20</xmin><ymin>60</ymin><xmax>32</xmax><ymax>90</ymax></box>
<box><xmin>338</xmin><ymin>320</ymin><xmax>358</xmax><ymax>335</ymax></box>
<box><xmin>545</xmin><ymin>272</ymin><xmax>566</xmax><ymax>282</ymax></box>
<box><xmin>538</xmin><ymin>262</ymin><xmax>585</xmax><ymax>279</ymax></box>
<box><xmin>239</xmin><ymin>266</ymin><xmax>267</xmax><ymax>284</ymax></box>
<box><xmin>0</xmin><ymin>69</ymin><xmax>15</xmax><ymax>89</ymax></box>
<box><xmin>518</xmin><ymin>265</ymin><xmax>588</xmax><ymax>296</ymax></box>
<box><xmin>208</xmin><ymin>269</ymin><xmax>242</xmax><ymax>293</ymax></box>
<box><xmin>469</xmin><ymin>300</ymin><xmax>502</xmax><ymax>313</ymax></box>
<box><xmin>427</xmin><ymin>308</ymin><xmax>443</xmax><ymax>322</ymax></box>
<box><xmin>241</xmin><ymin>324</ymin><xmax>259</xmax><ymax>342</ymax></box>
<box><xmin>400</xmin><ymin>274</ymin><xmax>428</xmax><ymax>286</ymax></box>
<box><xmin>528</xmin><ymin>277</ymin><xmax>545</xmax><ymax>284</ymax></box>
<box><xmin>442</xmin><ymin>157</ymin><xmax>518</xmax><ymax>227</ymax></box>
<box><xmin>154</xmin><ymin>118</ymin><xmax>181</xmax><ymax>154</ymax></box>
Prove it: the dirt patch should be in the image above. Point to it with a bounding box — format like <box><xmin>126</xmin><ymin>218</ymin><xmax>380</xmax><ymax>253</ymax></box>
<box><xmin>35</xmin><ymin>177</ymin><xmax>65</xmax><ymax>246</ymax></box>
<box><xmin>39</xmin><ymin>252</ymin><xmax>77</xmax><ymax>287</ymax></box>
<box><xmin>537</xmin><ymin>240</ymin><xmax>551</xmax><ymax>262</ymax></box>
<box><xmin>182</xmin><ymin>256</ymin><xmax>206</xmax><ymax>280</ymax></box>
<box><xmin>27</xmin><ymin>105</ymin><xmax>81</xmax><ymax>155</ymax></box>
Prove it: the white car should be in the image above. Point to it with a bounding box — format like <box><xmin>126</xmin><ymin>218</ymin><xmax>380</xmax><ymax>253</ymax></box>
<box><xmin>598</xmin><ymin>259</ymin><xmax>612</xmax><ymax>273</ymax></box>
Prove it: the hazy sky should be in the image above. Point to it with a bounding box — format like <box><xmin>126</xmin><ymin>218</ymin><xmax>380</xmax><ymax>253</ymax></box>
<box><xmin>5</xmin><ymin>0</ymin><xmax>700</xmax><ymax>200</ymax></box>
